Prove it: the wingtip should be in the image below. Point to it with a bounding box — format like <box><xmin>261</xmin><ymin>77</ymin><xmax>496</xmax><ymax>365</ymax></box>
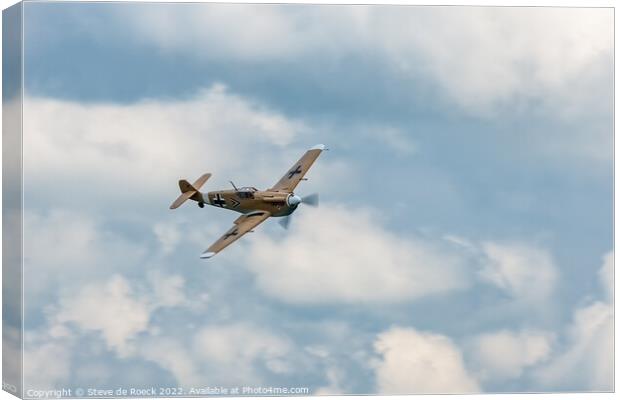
<box><xmin>310</xmin><ymin>144</ymin><xmax>326</xmax><ymax>150</ymax></box>
<box><xmin>200</xmin><ymin>251</ymin><xmax>216</xmax><ymax>259</ymax></box>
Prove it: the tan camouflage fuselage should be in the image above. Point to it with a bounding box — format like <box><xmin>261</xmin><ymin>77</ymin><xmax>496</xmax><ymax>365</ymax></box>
<box><xmin>204</xmin><ymin>189</ymin><xmax>298</xmax><ymax>217</ymax></box>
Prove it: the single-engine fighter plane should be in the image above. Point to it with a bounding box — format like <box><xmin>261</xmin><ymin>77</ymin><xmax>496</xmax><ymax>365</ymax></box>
<box><xmin>170</xmin><ymin>144</ymin><xmax>327</xmax><ymax>259</ymax></box>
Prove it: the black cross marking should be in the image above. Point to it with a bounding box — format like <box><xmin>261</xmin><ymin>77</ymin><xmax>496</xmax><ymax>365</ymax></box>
<box><xmin>223</xmin><ymin>228</ymin><xmax>239</xmax><ymax>240</ymax></box>
<box><xmin>288</xmin><ymin>165</ymin><xmax>303</xmax><ymax>179</ymax></box>
<box><xmin>213</xmin><ymin>193</ymin><xmax>226</xmax><ymax>207</ymax></box>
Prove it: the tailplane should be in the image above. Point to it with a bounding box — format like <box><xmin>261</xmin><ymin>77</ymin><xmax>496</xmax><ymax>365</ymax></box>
<box><xmin>170</xmin><ymin>173</ymin><xmax>211</xmax><ymax>209</ymax></box>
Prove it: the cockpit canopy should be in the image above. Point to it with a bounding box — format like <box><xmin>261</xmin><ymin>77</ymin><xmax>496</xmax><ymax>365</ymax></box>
<box><xmin>236</xmin><ymin>187</ymin><xmax>257</xmax><ymax>199</ymax></box>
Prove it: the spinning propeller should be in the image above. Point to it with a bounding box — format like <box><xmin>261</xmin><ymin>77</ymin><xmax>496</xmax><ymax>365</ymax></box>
<box><xmin>279</xmin><ymin>193</ymin><xmax>319</xmax><ymax>229</ymax></box>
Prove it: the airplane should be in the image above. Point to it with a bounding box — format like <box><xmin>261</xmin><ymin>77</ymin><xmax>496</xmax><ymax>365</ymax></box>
<box><xmin>169</xmin><ymin>144</ymin><xmax>327</xmax><ymax>259</ymax></box>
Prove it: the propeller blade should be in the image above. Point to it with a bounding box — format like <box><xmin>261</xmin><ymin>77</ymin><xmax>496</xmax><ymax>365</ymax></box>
<box><xmin>279</xmin><ymin>215</ymin><xmax>292</xmax><ymax>229</ymax></box>
<box><xmin>302</xmin><ymin>193</ymin><xmax>319</xmax><ymax>207</ymax></box>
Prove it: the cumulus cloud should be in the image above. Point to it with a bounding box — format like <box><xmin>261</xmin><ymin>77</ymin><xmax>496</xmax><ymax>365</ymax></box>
<box><xmin>373</xmin><ymin>326</ymin><xmax>479</xmax><ymax>394</ymax></box>
<box><xmin>468</xmin><ymin>329</ymin><xmax>554</xmax><ymax>382</ymax></box>
<box><xmin>536</xmin><ymin>251</ymin><xmax>613</xmax><ymax>391</ymax></box>
<box><xmin>245</xmin><ymin>204</ymin><xmax>471</xmax><ymax>304</ymax></box>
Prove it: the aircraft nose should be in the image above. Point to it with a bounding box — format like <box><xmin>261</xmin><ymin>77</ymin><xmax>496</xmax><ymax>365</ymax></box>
<box><xmin>287</xmin><ymin>194</ymin><xmax>302</xmax><ymax>206</ymax></box>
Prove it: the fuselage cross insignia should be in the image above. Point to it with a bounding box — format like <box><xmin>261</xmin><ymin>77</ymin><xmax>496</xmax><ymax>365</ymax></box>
<box><xmin>213</xmin><ymin>193</ymin><xmax>226</xmax><ymax>207</ymax></box>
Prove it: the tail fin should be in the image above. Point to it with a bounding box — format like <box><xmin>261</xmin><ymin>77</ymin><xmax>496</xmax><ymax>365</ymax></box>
<box><xmin>170</xmin><ymin>173</ymin><xmax>211</xmax><ymax>209</ymax></box>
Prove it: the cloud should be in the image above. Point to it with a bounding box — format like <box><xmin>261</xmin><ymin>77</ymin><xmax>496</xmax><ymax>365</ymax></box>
<box><xmin>48</xmin><ymin>273</ymin><xmax>189</xmax><ymax>356</ymax></box>
<box><xmin>138</xmin><ymin>336</ymin><xmax>203</xmax><ymax>388</ymax></box>
<box><xmin>118</xmin><ymin>6</ymin><xmax>611</xmax><ymax>119</ymax></box>
<box><xmin>443</xmin><ymin>238</ymin><xmax>561</xmax><ymax>314</ymax></box>
<box><xmin>536</xmin><ymin>301</ymin><xmax>612</xmax><ymax>391</ymax></box>
<box><xmin>153</xmin><ymin>221</ymin><xmax>181</xmax><ymax>255</ymax></box>
<box><xmin>468</xmin><ymin>329</ymin><xmax>554</xmax><ymax>382</ymax></box>
<box><xmin>81</xmin><ymin>5</ymin><xmax>612</xmax><ymax>169</ymax></box>
<box><xmin>127</xmin><ymin>4</ymin><xmax>307</xmax><ymax>62</ymax></box>
<box><xmin>21</xmin><ymin>84</ymin><xmax>345</xmax><ymax>308</ymax></box>
<box><xmin>194</xmin><ymin>324</ymin><xmax>292</xmax><ymax>383</ymax></box>
<box><xmin>137</xmin><ymin>322</ymin><xmax>295</xmax><ymax>388</ymax></box>
<box><xmin>373</xmin><ymin>326</ymin><xmax>480</xmax><ymax>394</ymax></box>
<box><xmin>23</xmin><ymin>84</ymin><xmax>307</xmax><ymax>204</ymax></box>
<box><xmin>314</xmin><ymin>366</ymin><xmax>346</xmax><ymax>395</ymax></box>
<box><xmin>20</xmin><ymin>86</ymin><xmax>377</xmax><ymax>391</ymax></box>
<box><xmin>52</xmin><ymin>275</ymin><xmax>152</xmax><ymax>355</ymax></box>
<box><xmin>478</xmin><ymin>242</ymin><xmax>557</xmax><ymax>304</ymax></box>
<box><xmin>22</xmin><ymin>85</ymin><xmax>365</xmax><ymax>218</ymax></box>
<box><xmin>23</xmin><ymin>209</ymin><xmax>148</xmax><ymax>313</ymax></box>
<box><xmin>147</xmin><ymin>271</ymin><xmax>188</xmax><ymax>309</ymax></box>
<box><xmin>377</xmin><ymin>7</ymin><xmax>612</xmax><ymax>117</ymax></box>
<box><xmin>30</xmin><ymin>263</ymin><xmax>293</xmax><ymax>389</ymax></box>
<box><xmin>23</xmin><ymin>270</ymin><xmax>199</xmax><ymax>389</ymax></box>
<box><xmin>245</xmin><ymin>204</ymin><xmax>471</xmax><ymax>304</ymax></box>
<box><xmin>24</xmin><ymin>210</ymin><xmax>101</xmax><ymax>270</ymax></box>
<box><xmin>535</xmin><ymin>251</ymin><xmax>613</xmax><ymax>391</ymax></box>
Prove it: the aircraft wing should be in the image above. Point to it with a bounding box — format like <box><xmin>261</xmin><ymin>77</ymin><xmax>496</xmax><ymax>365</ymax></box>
<box><xmin>270</xmin><ymin>144</ymin><xmax>326</xmax><ymax>192</ymax></box>
<box><xmin>200</xmin><ymin>211</ymin><xmax>271</xmax><ymax>259</ymax></box>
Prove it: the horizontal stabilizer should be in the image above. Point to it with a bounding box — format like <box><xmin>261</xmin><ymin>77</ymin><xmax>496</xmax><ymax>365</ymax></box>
<box><xmin>170</xmin><ymin>190</ymin><xmax>196</xmax><ymax>209</ymax></box>
<box><xmin>192</xmin><ymin>173</ymin><xmax>212</xmax><ymax>190</ymax></box>
<box><xmin>170</xmin><ymin>173</ymin><xmax>211</xmax><ymax>209</ymax></box>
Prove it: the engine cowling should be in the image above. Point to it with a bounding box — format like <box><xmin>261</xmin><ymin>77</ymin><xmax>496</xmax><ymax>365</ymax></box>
<box><xmin>286</xmin><ymin>194</ymin><xmax>302</xmax><ymax>206</ymax></box>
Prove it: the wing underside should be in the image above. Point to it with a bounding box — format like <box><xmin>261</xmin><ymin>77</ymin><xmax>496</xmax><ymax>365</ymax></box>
<box><xmin>270</xmin><ymin>144</ymin><xmax>326</xmax><ymax>192</ymax></box>
<box><xmin>201</xmin><ymin>211</ymin><xmax>271</xmax><ymax>259</ymax></box>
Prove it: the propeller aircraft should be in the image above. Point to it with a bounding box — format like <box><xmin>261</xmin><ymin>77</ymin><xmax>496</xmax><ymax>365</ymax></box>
<box><xmin>170</xmin><ymin>144</ymin><xmax>327</xmax><ymax>259</ymax></box>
